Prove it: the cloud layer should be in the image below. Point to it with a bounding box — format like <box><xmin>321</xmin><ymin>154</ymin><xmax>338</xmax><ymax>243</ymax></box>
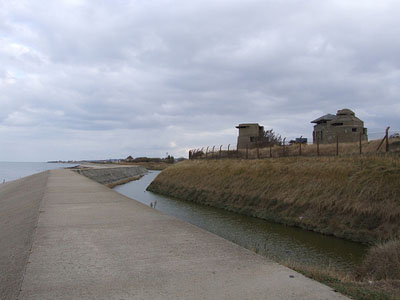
<box><xmin>1</xmin><ymin>0</ymin><xmax>399</xmax><ymax>161</ymax></box>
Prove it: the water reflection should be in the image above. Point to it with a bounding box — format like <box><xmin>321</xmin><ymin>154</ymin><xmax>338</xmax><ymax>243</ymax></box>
<box><xmin>114</xmin><ymin>171</ymin><xmax>367</xmax><ymax>270</ymax></box>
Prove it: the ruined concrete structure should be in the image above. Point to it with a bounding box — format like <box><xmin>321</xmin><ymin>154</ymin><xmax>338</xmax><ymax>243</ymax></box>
<box><xmin>311</xmin><ymin>109</ymin><xmax>368</xmax><ymax>144</ymax></box>
<box><xmin>236</xmin><ymin>123</ymin><xmax>264</xmax><ymax>149</ymax></box>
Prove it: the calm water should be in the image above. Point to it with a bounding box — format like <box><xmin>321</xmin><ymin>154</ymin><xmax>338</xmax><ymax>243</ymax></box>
<box><xmin>115</xmin><ymin>171</ymin><xmax>368</xmax><ymax>271</ymax></box>
<box><xmin>0</xmin><ymin>161</ymin><xmax>78</xmax><ymax>182</ymax></box>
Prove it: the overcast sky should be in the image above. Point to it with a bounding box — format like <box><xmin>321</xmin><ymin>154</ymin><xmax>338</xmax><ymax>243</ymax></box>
<box><xmin>1</xmin><ymin>0</ymin><xmax>399</xmax><ymax>161</ymax></box>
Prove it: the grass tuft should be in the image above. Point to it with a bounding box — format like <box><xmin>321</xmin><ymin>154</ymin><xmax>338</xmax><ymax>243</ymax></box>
<box><xmin>358</xmin><ymin>239</ymin><xmax>400</xmax><ymax>281</ymax></box>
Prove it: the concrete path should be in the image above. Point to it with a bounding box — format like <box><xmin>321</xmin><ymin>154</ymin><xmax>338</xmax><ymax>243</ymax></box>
<box><xmin>9</xmin><ymin>170</ymin><xmax>349</xmax><ymax>299</ymax></box>
<box><xmin>0</xmin><ymin>172</ymin><xmax>48</xmax><ymax>300</ymax></box>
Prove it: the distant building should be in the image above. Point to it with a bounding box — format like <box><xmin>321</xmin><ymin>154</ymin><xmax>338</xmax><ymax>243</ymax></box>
<box><xmin>125</xmin><ymin>155</ymin><xmax>134</xmax><ymax>162</ymax></box>
<box><xmin>236</xmin><ymin>123</ymin><xmax>265</xmax><ymax>149</ymax></box>
<box><xmin>289</xmin><ymin>138</ymin><xmax>308</xmax><ymax>145</ymax></box>
<box><xmin>311</xmin><ymin>109</ymin><xmax>368</xmax><ymax>144</ymax></box>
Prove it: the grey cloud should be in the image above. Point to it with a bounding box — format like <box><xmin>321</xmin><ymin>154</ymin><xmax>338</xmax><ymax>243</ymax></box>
<box><xmin>1</xmin><ymin>0</ymin><xmax>400</xmax><ymax>160</ymax></box>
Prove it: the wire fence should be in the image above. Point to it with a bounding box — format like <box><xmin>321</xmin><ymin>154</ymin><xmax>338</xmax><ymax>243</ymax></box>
<box><xmin>189</xmin><ymin>128</ymin><xmax>400</xmax><ymax>160</ymax></box>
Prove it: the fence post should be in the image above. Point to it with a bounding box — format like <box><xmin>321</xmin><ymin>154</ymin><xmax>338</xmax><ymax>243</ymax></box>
<box><xmin>212</xmin><ymin>146</ymin><xmax>215</xmax><ymax>159</ymax></box>
<box><xmin>205</xmin><ymin>146</ymin><xmax>209</xmax><ymax>159</ymax></box>
<box><xmin>246</xmin><ymin>144</ymin><xmax>249</xmax><ymax>159</ymax></box>
<box><xmin>256</xmin><ymin>142</ymin><xmax>260</xmax><ymax>159</ymax></box>
<box><xmin>227</xmin><ymin>144</ymin><xmax>230</xmax><ymax>157</ymax></box>
<box><xmin>299</xmin><ymin>136</ymin><xmax>302</xmax><ymax>156</ymax></box>
<box><xmin>317</xmin><ymin>138</ymin><xmax>320</xmax><ymax>156</ymax></box>
<box><xmin>282</xmin><ymin>138</ymin><xmax>286</xmax><ymax>157</ymax></box>
<box><xmin>359</xmin><ymin>132</ymin><xmax>362</xmax><ymax>155</ymax></box>
<box><xmin>376</xmin><ymin>127</ymin><xmax>390</xmax><ymax>152</ymax></box>
<box><xmin>386</xmin><ymin>126</ymin><xmax>390</xmax><ymax>152</ymax></box>
<box><xmin>336</xmin><ymin>135</ymin><xmax>339</xmax><ymax>156</ymax></box>
<box><xmin>219</xmin><ymin>145</ymin><xmax>222</xmax><ymax>159</ymax></box>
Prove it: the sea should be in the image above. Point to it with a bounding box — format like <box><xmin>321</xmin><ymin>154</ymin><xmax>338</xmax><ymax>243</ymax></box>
<box><xmin>0</xmin><ymin>162</ymin><xmax>78</xmax><ymax>183</ymax></box>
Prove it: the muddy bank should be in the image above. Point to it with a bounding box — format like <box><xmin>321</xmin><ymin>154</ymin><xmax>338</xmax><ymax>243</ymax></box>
<box><xmin>76</xmin><ymin>166</ymin><xmax>147</xmax><ymax>187</ymax></box>
<box><xmin>147</xmin><ymin>157</ymin><xmax>400</xmax><ymax>244</ymax></box>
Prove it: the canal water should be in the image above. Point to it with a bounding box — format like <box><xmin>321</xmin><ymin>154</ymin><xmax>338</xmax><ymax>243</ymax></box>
<box><xmin>114</xmin><ymin>171</ymin><xmax>367</xmax><ymax>271</ymax></box>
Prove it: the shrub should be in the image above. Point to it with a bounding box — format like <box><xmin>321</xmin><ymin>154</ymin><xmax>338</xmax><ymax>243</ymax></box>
<box><xmin>359</xmin><ymin>239</ymin><xmax>400</xmax><ymax>280</ymax></box>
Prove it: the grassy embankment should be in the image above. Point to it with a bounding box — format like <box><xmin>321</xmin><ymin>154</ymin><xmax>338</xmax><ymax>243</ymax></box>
<box><xmin>148</xmin><ymin>155</ymin><xmax>400</xmax><ymax>243</ymax></box>
<box><xmin>147</xmin><ymin>155</ymin><xmax>400</xmax><ymax>299</ymax></box>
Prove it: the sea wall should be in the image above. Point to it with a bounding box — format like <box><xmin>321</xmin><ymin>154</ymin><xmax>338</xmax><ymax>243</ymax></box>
<box><xmin>0</xmin><ymin>171</ymin><xmax>49</xmax><ymax>300</ymax></box>
<box><xmin>76</xmin><ymin>166</ymin><xmax>147</xmax><ymax>187</ymax></box>
<box><xmin>147</xmin><ymin>156</ymin><xmax>400</xmax><ymax>244</ymax></box>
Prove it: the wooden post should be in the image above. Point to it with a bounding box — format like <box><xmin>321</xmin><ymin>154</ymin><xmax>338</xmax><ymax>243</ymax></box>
<box><xmin>376</xmin><ymin>127</ymin><xmax>390</xmax><ymax>152</ymax></box>
<box><xmin>336</xmin><ymin>135</ymin><xmax>339</xmax><ymax>156</ymax></box>
<box><xmin>227</xmin><ymin>144</ymin><xmax>230</xmax><ymax>157</ymax></box>
<box><xmin>386</xmin><ymin>126</ymin><xmax>390</xmax><ymax>152</ymax></box>
<box><xmin>205</xmin><ymin>146</ymin><xmax>209</xmax><ymax>159</ymax></box>
<box><xmin>299</xmin><ymin>136</ymin><xmax>302</xmax><ymax>156</ymax></box>
<box><xmin>317</xmin><ymin>138</ymin><xmax>320</xmax><ymax>156</ymax></box>
<box><xmin>256</xmin><ymin>142</ymin><xmax>260</xmax><ymax>159</ymax></box>
<box><xmin>246</xmin><ymin>144</ymin><xmax>248</xmax><ymax>159</ymax></box>
<box><xmin>282</xmin><ymin>138</ymin><xmax>286</xmax><ymax>157</ymax></box>
<box><xmin>359</xmin><ymin>132</ymin><xmax>362</xmax><ymax>155</ymax></box>
<box><xmin>219</xmin><ymin>145</ymin><xmax>222</xmax><ymax>159</ymax></box>
<box><xmin>211</xmin><ymin>146</ymin><xmax>215</xmax><ymax>159</ymax></box>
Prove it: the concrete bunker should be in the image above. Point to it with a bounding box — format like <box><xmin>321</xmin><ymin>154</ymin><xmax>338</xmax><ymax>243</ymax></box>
<box><xmin>236</xmin><ymin>123</ymin><xmax>265</xmax><ymax>149</ymax></box>
<box><xmin>311</xmin><ymin>109</ymin><xmax>368</xmax><ymax>144</ymax></box>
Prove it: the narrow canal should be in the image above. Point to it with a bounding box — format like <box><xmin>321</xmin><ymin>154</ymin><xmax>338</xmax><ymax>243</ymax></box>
<box><xmin>114</xmin><ymin>171</ymin><xmax>367</xmax><ymax>271</ymax></box>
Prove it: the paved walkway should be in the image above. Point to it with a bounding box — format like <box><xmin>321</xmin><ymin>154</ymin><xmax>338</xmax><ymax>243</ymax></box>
<box><xmin>13</xmin><ymin>169</ymin><xmax>349</xmax><ymax>299</ymax></box>
<box><xmin>0</xmin><ymin>172</ymin><xmax>48</xmax><ymax>300</ymax></box>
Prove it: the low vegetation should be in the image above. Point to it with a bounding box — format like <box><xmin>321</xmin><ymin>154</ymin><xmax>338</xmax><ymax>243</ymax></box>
<box><xmin>119</xmin><ymin>161</ymin><xmax>171</xmax><ymax>170</ymax></box>
<box><xmin>358</xmin><ymin>239</ymin><xmax>400</xmax><ymax>281</ymax></box>
<box><xmin>119</xmin><ymin>155</ymin><xmax>183</xmax><ymax>170</ymax></box>
<box><xmin>286</xmin><ymin>257</ymin><xmax>400</xmax><ymax>300</ymax></box>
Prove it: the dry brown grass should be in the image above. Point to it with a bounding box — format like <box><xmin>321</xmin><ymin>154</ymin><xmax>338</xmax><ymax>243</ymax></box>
<box><xmin>117</xmin><ymin>161</ymin><xmax>171</xmax><ymax>170</ymax></box>
<box><xmin>358</xmin><ymin>239</ymin><xmax>400</xmax><ymax>280</ymax></box>
<box><xmin>285</xmin><ymin>259</ymin><xmax>400</xmax><ymax>300</ymax></box>
<box><xmin>148</xmin><ymin>154</ymin><xmax>400</xmax><ymax>243</ymax></box>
